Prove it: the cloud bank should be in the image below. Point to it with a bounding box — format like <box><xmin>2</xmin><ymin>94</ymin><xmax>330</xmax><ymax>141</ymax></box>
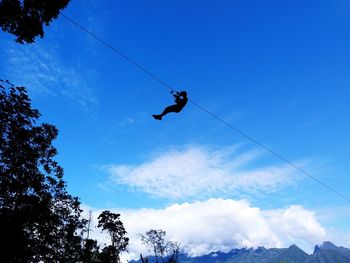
<box><xmin>83</xmin><ymin>198</ymin><xmax>327</xmax><ymax>261</ymax></box>
<box><xmin>106</xmin><ymin>145</ymin><xmax>301</xmax><ymax>199</ymax></box>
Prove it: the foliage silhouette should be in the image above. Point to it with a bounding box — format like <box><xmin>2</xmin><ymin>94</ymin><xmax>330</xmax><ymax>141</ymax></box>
<box><xmin>0</xmin><ymin>0</ymin><xmax>71</xmax><ymax>43</ymax></box>
<box><xmin>0</xmin><ymin>80</ymin><xmax>136</xmax><ymax>262</ymax></box>
<box><xmin>82</xmin><ymin>238</ymin><xmax>100</xmax><ymax>263</ymax></box>
<box><xmin>0</xmin><ymin>80</ymin><xmax>85</xmax><ymax>262</ymax></box>
<box><xmin>98</xmin><ymin>210</ymin><xmax>129</xmax><ymax>263</ymax></box>
<box><xmin>140</xmin><ymin>229</ymin><xmax>180</xmax><ymax>263</ymax></box>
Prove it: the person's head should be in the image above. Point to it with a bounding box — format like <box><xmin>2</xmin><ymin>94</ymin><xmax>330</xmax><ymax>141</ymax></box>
<box><xmin>179</xmin><ymin>91</ymin><xmax>187</xmax><ymax>97</ymax></box>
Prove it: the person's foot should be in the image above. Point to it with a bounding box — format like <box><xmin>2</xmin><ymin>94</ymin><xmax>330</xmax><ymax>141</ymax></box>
<box><xmin>153</xmin><ymin>114</ymin><xmax>162</xmax><ymax>120</ymax></box>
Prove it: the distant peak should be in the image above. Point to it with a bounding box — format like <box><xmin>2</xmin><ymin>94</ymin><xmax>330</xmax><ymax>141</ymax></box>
<box><xmin>321</xmin><ymin>241</ymin><xmax>337</xmax><ymax>249</ymax></box>
<box><xmin>284</xmin><ymin>244</ymin><xmax>310</xmax><ymax>257</ymax></box>
<box><xmin>314</xmin><ymin>241</ymin><xmax>338</xmax><ymax>253</ymax></box>
<box><xmin>287</xmin><ymin>244</ymin><xmax>303</xmax><ymax>251</ymax></box>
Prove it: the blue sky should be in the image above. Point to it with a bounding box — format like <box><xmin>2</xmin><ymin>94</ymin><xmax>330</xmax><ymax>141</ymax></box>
<box><xmin>1</xmin><ymin>0</ymin><xmax>350</xmax><ymax>258</ymax></box>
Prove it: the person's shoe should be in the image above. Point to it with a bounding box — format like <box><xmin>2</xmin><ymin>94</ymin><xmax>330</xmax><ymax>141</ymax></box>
<box><xmin>153</xmin><ymin>114</ymin><xmax>162</xmax><ymax>120</ymax></box>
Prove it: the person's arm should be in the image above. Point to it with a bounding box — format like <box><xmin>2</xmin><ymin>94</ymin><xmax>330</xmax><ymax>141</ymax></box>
<box><xmin>176</xmin><ymin>96</ymin><xmax>185</xmax><ymax>105</ymax></box>
<box><xmin>173</xmin><ymin>92</ymin><xmax>181</xmax><ymax>102</ymax></box>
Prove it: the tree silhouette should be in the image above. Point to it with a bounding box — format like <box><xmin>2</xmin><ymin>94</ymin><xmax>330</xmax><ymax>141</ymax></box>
<box><xmin>0</xmin><ymin>80</ymin><xmax>85</xmax><ymax>262</ymax></box>
<box><xmin>140</xmin><ymin>229</ymin><xmax>180</xmax><ymax>263</ymax></box>
<box><xmin>82</xmin><ymin>239</ymin><xmax>100</xmax><ymax>263</ymax></box>
<box><xmin>141</xmin><ymin>229</ymin><xmax>166</xmax><ymax>263</ymax></box>
<box><xmin>0</xmin><ymin>0</ymin><xmax>71</xmax><ymax>43</ymax></box>
<box><xmin>98</xmin><ymin>210</ymin><xmax>129</xmax><ymax>263</ymax></box>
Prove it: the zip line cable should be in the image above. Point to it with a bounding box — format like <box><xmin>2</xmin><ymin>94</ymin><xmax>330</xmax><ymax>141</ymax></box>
<box><xmin>61</xmin><ymin>13</ymin><xmax>350</xmax><ymax>203</ymax></box>
<box><xmin>190</xmin><ymin>100</ymin><xmax>350</xmax><ymax>203</ymax></box>
<box><xmin>60</xmin><ymin>13</ymin><xmax>174</xmax><ymax>92</ymax></box>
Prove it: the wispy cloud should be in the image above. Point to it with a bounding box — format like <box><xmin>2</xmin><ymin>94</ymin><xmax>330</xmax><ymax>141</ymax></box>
<box><xmin>105</xmin><ymin>145</ymin><xmax>303</xmax><ymax>199</ymax></box>
<box><xmin>82</xmin><ymin>198</ymin><xmax>327</xmax><ymax>261</ymax></box>
<box><xmin>117</xmin><ymin>112</ymin><xmax>148</xmax><ymax>128</ymax></box>
<box><xmin>4</xmin><ymin>42</ymin><xmax>98</xmax><ymax>113</ymax></box>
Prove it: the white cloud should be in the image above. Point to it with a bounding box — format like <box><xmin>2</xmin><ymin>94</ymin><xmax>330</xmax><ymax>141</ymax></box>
<box><xmin>82</xmin><ymin>198</ymin><xmax>327</xmax><ymax>261</ymax></box>
<box><xmin>4</xmin><ymin>43</ymin><xmax>98</xmax><ymax>113</ymax></box>
<box><xmin>313</xmin><ymin>205</ymin><xmax>350</xmax><ymax>249</ymax></box>
<box><xmin>263</xmin><ymin>205</ymin><xmax>327</xmax><ymax>245</ymax></box>
<box><xmin>106</xmin><ymin>145</ymin><xmax>301</xmax><ymax>199</ymax></box>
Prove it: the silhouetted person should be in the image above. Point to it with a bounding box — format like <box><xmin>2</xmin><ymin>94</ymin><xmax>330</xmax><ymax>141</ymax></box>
<box><xmin>153</xmin><ymin>91</ymin><xmax>188</xmax><ymax>120</ymax></box>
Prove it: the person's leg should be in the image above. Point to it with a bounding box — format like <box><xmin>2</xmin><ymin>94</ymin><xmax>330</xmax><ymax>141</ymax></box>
<box><xmin>153</xmin><ymin>105</ymin><xmax>180</xmax><ymax>120</ymax></box>
<box><xmin>160</xmin><ymin>104</ymin><xmax>181</xmax><ymax>117</ymax></box>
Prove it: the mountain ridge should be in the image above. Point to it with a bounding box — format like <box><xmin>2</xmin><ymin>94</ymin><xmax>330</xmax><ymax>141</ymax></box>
<box><xmin>130</xmin><ymin>241</ymin><xmax>350</xmax><ymax>263</ymax></box>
